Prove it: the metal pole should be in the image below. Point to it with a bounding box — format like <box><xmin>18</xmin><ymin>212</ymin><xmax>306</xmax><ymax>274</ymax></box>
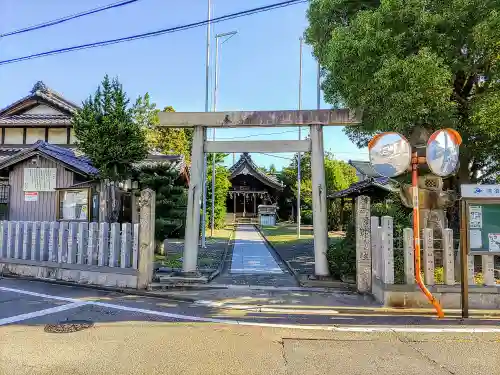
<box><xmin>201</xmin><ymin>0</ymin><xmax>211</xmax><ymax>248</ymax></box>
<box><xmin>316</xmin><ymin>60</ymin><xmax>321</xmax><ymax>110</ymax></box>
<box><xmin>210</xmin><ymin>36</ymin><xmax>220</xmax><ymax>238</ymax></box>
<box><xmin>297</xmin><ymin>37</ymin><xmax>303</xmax><ymax>239</ymax></box>
<box><xmin>210</xmin><ymin>31</ymin><xmax>237</xmax><ymax>237</ymax></box>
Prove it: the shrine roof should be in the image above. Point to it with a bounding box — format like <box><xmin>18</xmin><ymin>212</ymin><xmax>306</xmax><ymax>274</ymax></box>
<box><xmin>328</xmin><ymin>177</ymin><xmax>398</xmax><ymax>199</ymax></box>
<box><xmin>229</xmin><ymin>153</ymin><xmax>283</xmax><ymax>190</ymax></box>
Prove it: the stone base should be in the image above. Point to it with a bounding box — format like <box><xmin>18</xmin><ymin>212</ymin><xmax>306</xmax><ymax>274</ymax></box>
<box><xmin>0</xmin><ymin>259</ymin><xmax>139</xmax><ymax>289</ymax></box>
<box><xmin>156</xmin><ymin>273</ymin><xmax>208</xmax><ymax>284</ymax></box>
<box><xmin>372</xmin><ymin>277</ymin><xmax>500</xmax><ymax>309</ymax></box>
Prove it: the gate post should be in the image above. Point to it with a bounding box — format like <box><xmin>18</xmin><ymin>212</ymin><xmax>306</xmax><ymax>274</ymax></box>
<box><xmin>183</xmin><ymin>125</ymin><xmax>204</xmax><ymax>273</ymax></box>
<box><xmin>310</xmin><ymin>124</ymin><xmax>329</xmax><ymax>276</ymax></box>
<box><xmin>355</xmin><ymin>195</ymin><xmax>372</xmax><ymax>292</ymax></box>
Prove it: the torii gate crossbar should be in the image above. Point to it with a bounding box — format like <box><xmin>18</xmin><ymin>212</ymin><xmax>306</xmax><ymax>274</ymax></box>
<box><xmin>158</xmin><ymin>109</ymin><xmax>361</xmax><ymax>277</ymax></box>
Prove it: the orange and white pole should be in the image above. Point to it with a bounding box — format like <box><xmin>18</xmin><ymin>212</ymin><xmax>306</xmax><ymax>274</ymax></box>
<box><xmin>411</xmin><ymin>151</ymin><xmax>445</xmax><ymax>318</ymax></box>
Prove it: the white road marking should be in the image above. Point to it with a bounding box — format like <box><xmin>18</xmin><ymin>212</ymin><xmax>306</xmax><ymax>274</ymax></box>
<box><xmin>1</xmin><ymin>285</ymin><xmax>500</xmax><ymax>333</ymax></box>
<box><xmin>0</xmin><ymin>302</ymin><xmax>88</xmax><ymax>326</ymax></box>
<box><xmin>0</xmin><ymin>286</ymin><xmax>78</xmax><ymax>302</ymax></box>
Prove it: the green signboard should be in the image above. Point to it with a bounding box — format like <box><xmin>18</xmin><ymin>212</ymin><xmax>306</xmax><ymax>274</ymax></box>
<box><xmin>461</xmin><ymin>184</ymin><xmax>500</xmax><ymax>254</ymax></box>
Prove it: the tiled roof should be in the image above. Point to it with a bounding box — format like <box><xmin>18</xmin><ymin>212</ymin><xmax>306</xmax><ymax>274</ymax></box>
<box><xmin>0</xmin><ymin>141</ymin><xmax>98</xmax><ymax>175</ymax></box>
<box><xmin>229</xmin><ymin>153</ymin><xmax>284</xmax><ymax>190</ymax></box>
<box><xmin>133</xmin><ymin>154</ymin><xmax>185</xmax><ymax>172</ymax></box>
<box><xmin>0</xmin><ymin>81</ymin><xmax>80</xmax><ymax>117</ymax></box>
<box><xmin>328</xmin><ymin>177</ymin><xmax>397</xmax><ymax>199</ymax></box>
<box><xmin>0</xmin><ymin>114</ymin><xmax>72</xmax><ymax>125</ymax></box>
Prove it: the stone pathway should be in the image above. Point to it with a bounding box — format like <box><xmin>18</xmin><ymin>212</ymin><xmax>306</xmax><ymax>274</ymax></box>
<box><xmin>213</xmin><ymin>225</ymin><xmax>298</xmax><ymax>287</ymax></box>
<box><xmin>230</xmin><ymin>226</ymin><xmax>283</xmax><ymax>274</ymax></box>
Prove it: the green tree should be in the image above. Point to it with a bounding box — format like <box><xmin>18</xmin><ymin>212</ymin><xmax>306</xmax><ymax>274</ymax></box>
<box><xmin>144</xmin><ymin>105</ymin><xmax>193</xmax><ymax>163</ymax></box>
<box><xmin>206</xmin><ymin>162</ymin><xmax>231</xmax><ymax>229</ymax></box>
<box><xmin>306</xmin><ymin>0</ymin><xmax>500</xmax><ymax>183</ymax></box>
<box><xmin>134</xmin><ymin>162</ymin><xmax>188</xmax><ymax>250</ymax></box>
<box><xmin>73</xmin><ymin>75</ymin><xmax>148</xmax><ymax>180</ymax></box>
<box><xmin>73</xmin><ymin>75</ymin><xmax>148</xmax><ymax>222</ymax></box>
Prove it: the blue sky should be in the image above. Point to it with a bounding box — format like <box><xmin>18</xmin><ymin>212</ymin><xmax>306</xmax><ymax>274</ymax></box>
<box><xmin>0</xmin><ymin>0</ymin><xmax>368</xmax><ymax>169</ymax></box>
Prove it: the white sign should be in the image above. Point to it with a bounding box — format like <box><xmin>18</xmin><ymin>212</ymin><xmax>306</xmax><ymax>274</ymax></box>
<box><xmin>469</xmin><ymin>206</ymin><xmax>482</xmax><ymax>229</ymax></box>
<box><xmin>24</xmin><ymin>192</ymin><xmax>38</xmax><ymax>202</ymax></box>
<box><xmin>469</xmin><ymin>229</ymin><xmax>482</xmax><ymax>249</ymax></box>
<box><xmin>461</xmin><ymin>184</ymin><xmax>500</xmax><ymax>198</ymax></box>
<box><xmin>23</xmin><ymin>168</ymin><xmax>56</xmax><ymax>192</ymax></box>
<box><xmin>487</xmin><ymin>233</ymin><xmax>500</xmax><ymax>252</ymax></box>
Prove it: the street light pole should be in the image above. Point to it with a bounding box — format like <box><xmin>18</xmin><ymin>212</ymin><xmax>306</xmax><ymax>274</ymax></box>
<box><xmin>297</xmin><ymin>36</ymin><xmax>303</xmax><ymax>239</ymax></box>
<box><xmin>211</xmin><ymin>31</ymin><xmax>237</xmax><ymax>237</ymax></box>
<box><xmin>201</xmin><ymin>0</ymin><xmax>211</xmax><ymax>249</ymax></box>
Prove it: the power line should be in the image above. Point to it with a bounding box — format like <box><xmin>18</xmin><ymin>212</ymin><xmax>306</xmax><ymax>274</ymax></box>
<box><xmin>0</xmin><ymin>0</ymin><xmax>142</xmax><ymax>38</ymax></box>
<box><xmin>0</xmin><ymin>0</ymin><xmax>306</xmax><ymax>66</ymax></box>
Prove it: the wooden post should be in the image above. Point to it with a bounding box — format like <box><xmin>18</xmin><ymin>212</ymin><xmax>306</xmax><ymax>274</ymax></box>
<box><xmin>311</xmin><ymin>124</ymin><xmax>329</xmax><ymax>276</ymax></box>
<box><xmin>403</xmin><ymin>228</ymin><xmax>415</xmax><ymax>285</ymax></box>
<box><xmin>380</xmin><ymin>216</ymin><xmax>394</xmax><ymax>284</ymax></box>
<box><xmin>137</xmin><ymin>188</ymin><xmax>156</xmax><ymax>288</ymax></box>
<box><xmin>423</xmin><ymin>228</ymin><xmax>435</xmax><ymax>285</ymax></box>
<box><xmin>355</xmin><ymin>196</ymin><xmax>371</xmax><ymax>291</ymax></box>
<box><xmin>339</xmin><ymin>198</ymin><xmax>345</xmax><ymax>231</ymax></box>
<box><xmin>442</xmin><ymin>228</ymin><xmax>455</xmax><ymax>285</ymax></box>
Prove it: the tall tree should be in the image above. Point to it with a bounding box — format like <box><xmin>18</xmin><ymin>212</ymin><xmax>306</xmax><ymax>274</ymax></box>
<box><xmin>73</xmin><ymin>75</ymin><xmax>148</xmax><ymax>222</ymax></box>
<box><xmin>73</xmin><ymin>75</ymin><xmax>148</xmax><ymax>180</ymax></box>
<box><xmin>143</xmin><ymin>105</ymin><xmax>193</xmax><ymax>162</ymax></box>
<box><xmin>306</xmin><ymin>0</ymin><xmax>500</xmax><ymax>183</ymax></box>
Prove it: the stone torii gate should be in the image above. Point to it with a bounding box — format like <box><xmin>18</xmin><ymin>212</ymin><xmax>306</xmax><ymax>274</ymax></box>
<box><xmin>158</xmin><ymin>109</ymin><xmax>361</xmax><ymax>276</ymax></box>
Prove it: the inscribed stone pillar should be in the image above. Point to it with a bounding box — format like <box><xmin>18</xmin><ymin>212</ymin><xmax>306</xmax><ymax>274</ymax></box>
<box><xmin>137</xmin><ymin>188</ymin><xmax>156</xmax><ymax>289</ymax></box>
<box><xmin>355</xmin><ymin>195</ymin><xmax>371</xmax><ymax>292</ymax></box>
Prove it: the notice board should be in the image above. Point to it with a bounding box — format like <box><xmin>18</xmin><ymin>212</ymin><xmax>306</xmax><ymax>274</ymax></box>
<box><xmin>465</xmin><ymin>201</ymin><xmax>500</xmax><ymax>253</ymax></box>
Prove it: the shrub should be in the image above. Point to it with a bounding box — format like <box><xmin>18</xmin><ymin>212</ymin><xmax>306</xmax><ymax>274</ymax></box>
<box><xmin>326</xmin><ymin>220</ymin><xmax>356</xmax><ymax>280</ymax></box>
<box><xmin>301</xmin><ymin>209</ymin><xmax>313</xmax><ymax>225</ymax></box>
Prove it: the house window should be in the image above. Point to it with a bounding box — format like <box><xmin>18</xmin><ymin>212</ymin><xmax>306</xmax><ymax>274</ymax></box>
<box><xmin>57</xmin><ymin>189</ymin><xmax>90</xmax><ymax>221</ymax></box>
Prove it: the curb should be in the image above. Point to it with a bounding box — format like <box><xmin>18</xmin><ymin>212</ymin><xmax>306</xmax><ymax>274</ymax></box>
<box><xmin>0</xmin><ymin>273</ymin><xmax>199</xmax><ymax>303</ymax></box>
<box><xmin>207</xmin><ymin>226</ymin><xmax>235</xmax><ymax>282</ymax></box>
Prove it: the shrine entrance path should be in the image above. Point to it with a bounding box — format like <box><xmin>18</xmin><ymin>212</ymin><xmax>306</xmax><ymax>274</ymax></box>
<box><xmin>213</xmin><ymin>225</ymin><xmax>298</xmax><ymax>287</ymax></box>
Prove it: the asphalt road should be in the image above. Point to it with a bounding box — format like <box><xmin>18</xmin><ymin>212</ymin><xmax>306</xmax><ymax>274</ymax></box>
<box><xmin>1</xmin><ymin>278</ymin><xmax>499</xmax><ymax>375</ymax></box>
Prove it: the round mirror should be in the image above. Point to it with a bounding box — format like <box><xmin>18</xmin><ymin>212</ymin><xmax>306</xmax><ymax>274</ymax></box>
<box><xmin>426</xmin><ymin>128</ymin><xmax>461</xmax><ymax>177</ymax></box>
<box><xmin>368</xmin><ymin>132</ymin><xmax>411</xmax><ymax>178</ymax></box>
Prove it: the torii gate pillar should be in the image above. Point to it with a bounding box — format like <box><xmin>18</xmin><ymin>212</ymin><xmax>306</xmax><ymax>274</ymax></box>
<box><xmin>158</xmin><ymin>109</ymin><xmax>361</xmax><ymax>277</ymax></box>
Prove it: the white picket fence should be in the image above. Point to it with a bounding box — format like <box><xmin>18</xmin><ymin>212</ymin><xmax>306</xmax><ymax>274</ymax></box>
<box><xmin>371</xmin><ymin>216</ymin><xmax>498</xmax><ymax>287</ymax></box>
<box><xmin>0</xmin><ymin>220</ymin><xmax>139</xmax><ymax>269</ymax></box>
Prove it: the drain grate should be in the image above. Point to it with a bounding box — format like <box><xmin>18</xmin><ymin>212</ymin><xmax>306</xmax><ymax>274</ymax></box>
<box><xmin>44</xmin><ymin>320</ymin><xmax>94</xmax><ymax>334</ymax></box>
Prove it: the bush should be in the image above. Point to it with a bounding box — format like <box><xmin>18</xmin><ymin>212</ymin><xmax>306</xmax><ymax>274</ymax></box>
<box><xmin>326</xmin><ymin>220</ymin><xmax>356</xmax><ymax>280</ymax></box>
<box><xmin>301</xmin><ymin>209</ymin><xmax>313</xmax><ymax>225</ymax></box>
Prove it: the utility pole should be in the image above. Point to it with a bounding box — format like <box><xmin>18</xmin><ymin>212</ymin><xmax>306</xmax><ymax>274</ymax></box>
<box><xmin>201</xmin><ymin>0</ymin><xmax>211</xmax><ymax>248</ymax></box>
<box><xmin>297</xmin><ymin>36</ymin><xmax>303</xmax><ymax>239</ymax></box>
<box><xmin>211</xmin><ymin>30</ymin><xmax>237</xmax><ymax>237</ymax></box>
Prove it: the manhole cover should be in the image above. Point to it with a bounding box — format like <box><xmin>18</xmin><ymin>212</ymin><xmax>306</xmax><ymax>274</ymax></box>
<box><xmin>44</xmin><ymin>320</ymin><xmax>94</xmax><ymax>334</ymax></box>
